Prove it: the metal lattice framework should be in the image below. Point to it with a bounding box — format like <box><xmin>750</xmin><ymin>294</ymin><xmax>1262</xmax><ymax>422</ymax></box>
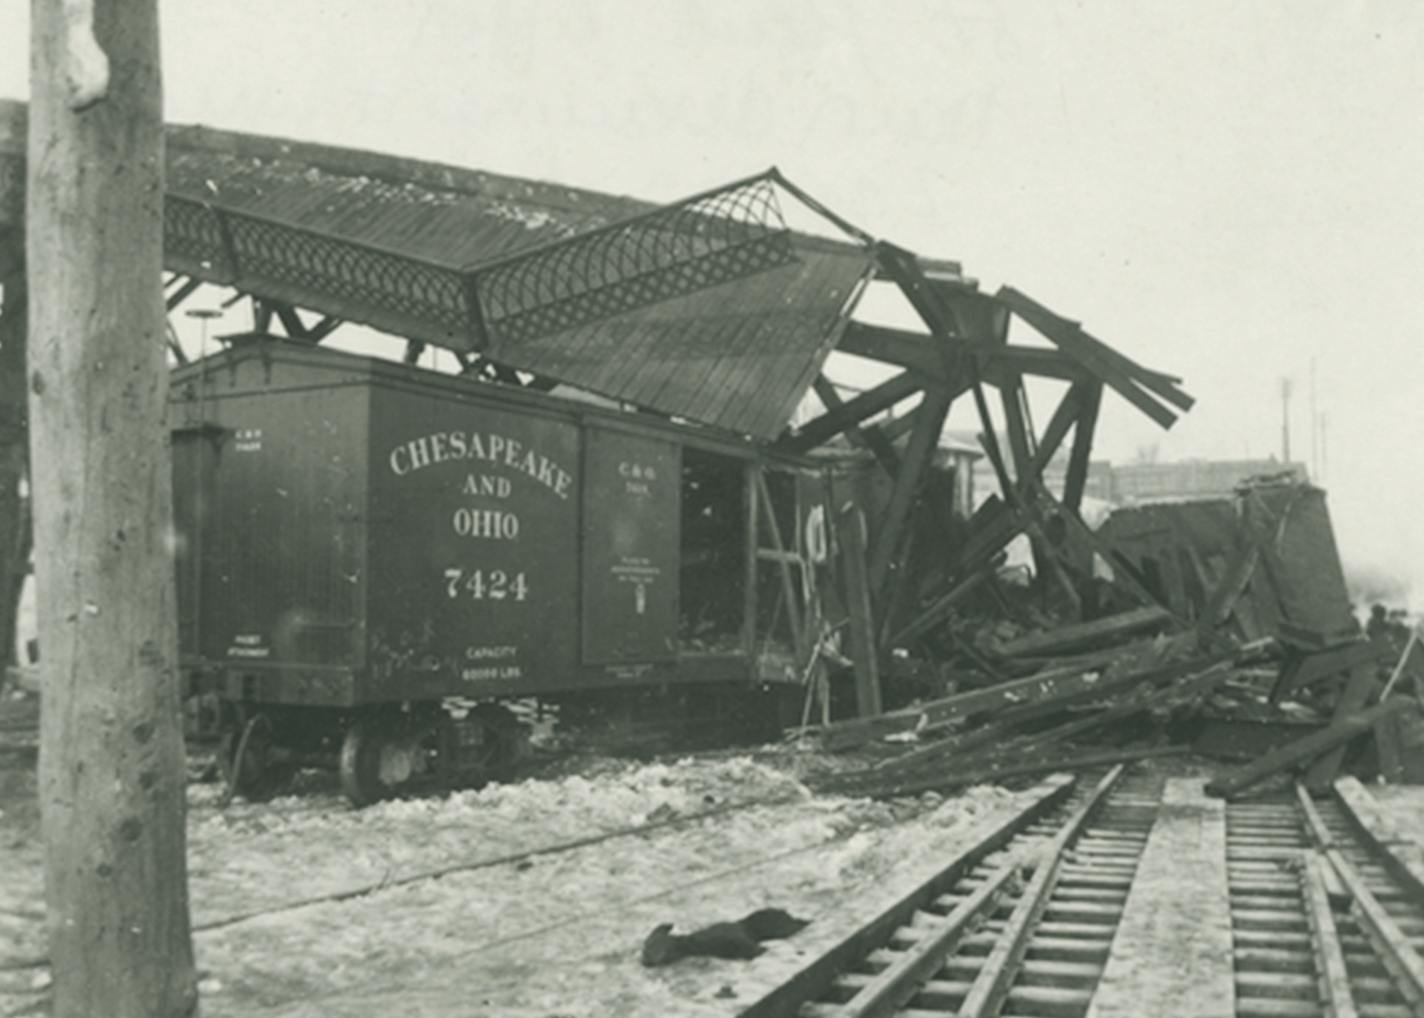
<box><xmin>474</xmin><ymin>172</ymin><xmax>795</xmax><ymax>345</ymax></box>
<box><xmin>155</xmin><ymin>171</ymin><xmax>796</xmax><ymax>349</ymax></box>
<box><xmin>165</xmin><ymin>195</ymin><xmax>472</xmax><ymax>341</ymax></box>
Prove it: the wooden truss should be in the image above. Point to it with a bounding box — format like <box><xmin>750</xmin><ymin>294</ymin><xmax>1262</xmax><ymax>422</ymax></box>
<box><xmin>779</xmin><ymin>239</ymin><xmax>1194</xmax><ymax>656</ymax></box>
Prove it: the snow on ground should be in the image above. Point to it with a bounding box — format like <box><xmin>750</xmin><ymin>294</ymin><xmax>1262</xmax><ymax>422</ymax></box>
<box><xmin>1</xmin><ymin>747</ymin><xmax>1057</xmax><ymax>1017</ymax></box>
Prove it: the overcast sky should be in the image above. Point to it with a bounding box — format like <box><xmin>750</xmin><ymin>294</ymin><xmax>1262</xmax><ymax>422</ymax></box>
<box><xmin>2</xmin><ymin>1</ymin><xmax>1420</xmax><ymax>602</ymax></box>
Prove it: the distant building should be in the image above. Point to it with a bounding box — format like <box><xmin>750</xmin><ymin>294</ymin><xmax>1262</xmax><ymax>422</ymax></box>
<box><xmin>1106</xmin><ymin>459</ymin><xmax>1308</xmax><ymax>503</ymax></box>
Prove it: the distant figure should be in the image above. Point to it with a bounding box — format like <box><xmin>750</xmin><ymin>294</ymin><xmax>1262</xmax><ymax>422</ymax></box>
<box><xmin>640</xmin><ymin>908</ymin><xmax>810</xmax><ymax>967</ymax></box>
<box><xmin>1367</xmin><ymin>603</ymin><xmax>1389</xmax><ymax>640</ymax></box>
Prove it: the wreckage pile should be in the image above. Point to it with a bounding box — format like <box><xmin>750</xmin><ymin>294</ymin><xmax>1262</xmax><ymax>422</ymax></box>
<box><xmin>807</xmin><ymin>474</ymin><xmax>1424</xmax><ymax>800</ymax></box>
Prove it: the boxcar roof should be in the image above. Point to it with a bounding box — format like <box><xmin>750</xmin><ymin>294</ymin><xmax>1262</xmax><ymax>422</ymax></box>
<box><xmin>170</xmin><ymin>338</ymin><xmax>827</xmax><ymax>467</ymax></box>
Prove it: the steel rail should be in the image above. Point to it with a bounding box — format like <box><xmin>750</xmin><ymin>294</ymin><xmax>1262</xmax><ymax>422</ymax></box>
<box><xmin>956</xmin><ymin>765</ymin><xmax>1125</xmax><ymax>1018</ymax></box>
<box><xmin>1296</xmin><ymin>784</ymin><xmax>1424</xmax><ymax>1012</ymax></box>
<box><xmin>815</xmin><ymin>765</ymin><xmax>1126</xmax><ymax>1018</ymax></box>
<box><xmin>1299</xmin><ymin>850</ymin><xmax>1360</xmax><ymax>1018</ymax></box>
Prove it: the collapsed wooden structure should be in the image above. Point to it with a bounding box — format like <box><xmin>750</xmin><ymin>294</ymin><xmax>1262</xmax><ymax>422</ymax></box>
<box><xmin>3</xmin><ymin>100</ymin><xmax>1416</xmax><ymax>796</ymax></box>
<box><xmin>0</xmin><ymin>99</ymin><xmax>1194</xmax><ymax>713</ymax></box>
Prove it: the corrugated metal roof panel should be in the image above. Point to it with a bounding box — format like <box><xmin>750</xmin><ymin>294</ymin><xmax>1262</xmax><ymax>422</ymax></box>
<box><xmin>493</xmin><ymin>238</ymin><xmax>873</xmax><ymax>440</ymax></box>
<box><xmin>2</xmin><ymin>102</ymin><xmax>874</xmax><ymax>441</ymax></box>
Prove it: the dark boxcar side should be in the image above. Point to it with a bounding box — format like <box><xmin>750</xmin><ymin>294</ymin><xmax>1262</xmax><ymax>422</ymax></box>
<box><xmin>365</xmin><ymin>382</ymin><xmax>581</xmax><ymax>700</ymax></box>
<box><xmin>581</xmin><ymin>426</ymin><xmax>681</xmax><ymax>665</ymax></box>
<box><xmin>171</xmin><ymin>354</ymin><xmax>369</xmax><ymax>686</ymax></box>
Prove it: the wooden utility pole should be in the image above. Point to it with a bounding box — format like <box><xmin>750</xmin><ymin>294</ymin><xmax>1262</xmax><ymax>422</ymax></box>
<box><xmin>28</xmin><ymin>3</ymin><xmax>198</xmax><ymax>1016</ymax></box>
<box><xmin>0</xmin><ymin>261</ymin><xmax>30</xmax><ymax>685</ymax></box>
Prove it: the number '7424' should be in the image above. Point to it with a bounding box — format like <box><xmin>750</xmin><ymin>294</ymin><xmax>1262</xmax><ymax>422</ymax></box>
<box><xmin>444</xmin><ymin>568</ymin><xmax>529</xmax><ymax>601</ymax></box>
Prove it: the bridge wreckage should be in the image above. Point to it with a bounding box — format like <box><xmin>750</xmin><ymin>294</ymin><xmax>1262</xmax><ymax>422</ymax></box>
<box><xmin>0</xmin><ymin>98</ymin><xmax>1418</xmax><ymax>801</ymax></box>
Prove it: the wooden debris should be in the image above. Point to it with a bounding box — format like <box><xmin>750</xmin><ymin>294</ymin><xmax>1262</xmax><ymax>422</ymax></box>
<box><xmin>1203</xmin><ymin>701</ymin><xmax>1395</xmax><ymax>800</ymax></box>
<box><xmin>993</xmin><ymin>605</ymin><xmax>1171</xmax><ymax>659</ymax></box>
<box><xmin>838</xmin><ymin>504</ymin><xmax>882</xmax><ymax>718</ymax></box>
<box><xmin>1303</xmin><ymin>664</ymin><xmax>1380</xmax><ymax>792</ymax></box>
<box><xmin>1269</xmin><ymin>638</ymin><xmax>1382</xmax><ymax>704</ymax></box>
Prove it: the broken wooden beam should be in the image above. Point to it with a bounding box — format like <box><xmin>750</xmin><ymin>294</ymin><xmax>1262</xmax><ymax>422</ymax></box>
<box><xmin>858</xmin><ymin>659</ymin><xmax>1231</xmax><ymax>780</ymax></box>
<box><xmin>837</xmin><ymin>320</ymin><xmax>1087</xmax><ymax>384</ymax></box>
<box><xmin>867</xmin><ymin>385</ymin><xmax>954</xmax><ymax>594</ymax></box>
<box><xmin>812</xmin><ymin>375</ymin><xmax>900</xmax><ymax>474</ymax></box>
<box><xmin>888</xmin><ymin>568</ymin><xmax>991</xmax><ymax>647</ymax></box>
<box><xmin>996</xmin><ymin>286</ymin><xmax>1194</xmax><ymax>424</ymax></box>
<box><xmin>1304</xmin><ymin>664</ymin><xmax>1380</xmax><ymax>792</ymax></box>
<box><xmin>818</xmin><ymin>641</ymin><xmax>1212</xmax><ymax>751</ymax></box>
<box><xmin>784</xmin><ymin>370</ymin><xmax>927</xmax><ymax>452</ymax></box>
<box><xmin>1062</xmin><ymin>381</ymin><xmax>1102</xmax><ymax>513</ymax></box>
<box><xmin>1026</xmin><ymin>380</ymin><xmax>1086</xmax><ymax>478</ymax></box>
<box><xmin>839</xmin><ymin>504</ymin><xmax>882</xmax><ymax>719</ymax></box>
<box><xmin>1269</xmin><ymin>637</ymin><xmax>1382</xmax><ymax>704</ymax></box>
<box><xmin>1203</xmin><ymin>700</ymin><xmax>1395</xmax><ymax>800</ymax></box>
<box><xmin>993</xmin><ymin>605</ymin><xmax>1173</xmax><ymax>659</ymax></box>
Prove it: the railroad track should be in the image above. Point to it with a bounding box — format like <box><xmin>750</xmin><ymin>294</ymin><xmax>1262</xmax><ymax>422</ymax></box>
<box><xmin>1227</xmin><ymin>787</ymin><xmax>1424</xmax><ymax>1017</ymax></box>
<box><xmin>744</xmin><ymin>766</ymin><xmax>1424</xmax><ymax>1018</ymax></box>
<box><xmin>745</xmin><ymin>764</ymin><xmax>1159</xmax><ymax>1017</ymax></box>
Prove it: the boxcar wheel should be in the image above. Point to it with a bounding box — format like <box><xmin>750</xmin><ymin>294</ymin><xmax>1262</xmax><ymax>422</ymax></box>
<box><xmin>340</xmin><ymin>718</ymin><xmax>434</xmax><ymax>807</ymax></box>
<box><xmin>339</xmin><ymin>720</ymin><xmax>391</xmax><ymax>808</ymax></box>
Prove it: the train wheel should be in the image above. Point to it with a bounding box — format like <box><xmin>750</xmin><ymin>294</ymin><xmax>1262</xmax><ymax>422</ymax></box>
<box><xmin>218</xmin><ymin>714</ymin><xmax>291</xmax><ymax>802</ymax></box>
<box><xmin>339</xmin><ymin>718</ymin><xmax>434</xmax><ymax>807</ymax></box>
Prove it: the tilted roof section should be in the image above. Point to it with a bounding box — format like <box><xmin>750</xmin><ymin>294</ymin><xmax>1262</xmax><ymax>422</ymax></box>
<box><xmin>0</xmin><ymin>99</ymin><xmax>875</xmax><ymax>440</ymax></box>
<box><xmin>499</xmin><ymin>238</ymin><xmax>872</xmax><ymax>438</ymax></box>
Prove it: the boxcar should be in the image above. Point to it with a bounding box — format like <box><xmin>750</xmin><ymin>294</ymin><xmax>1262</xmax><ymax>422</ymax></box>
<box><xmin>172</xmin><ymin>338</ymin><xmax>835</xmax><ymax>803</ymax></box>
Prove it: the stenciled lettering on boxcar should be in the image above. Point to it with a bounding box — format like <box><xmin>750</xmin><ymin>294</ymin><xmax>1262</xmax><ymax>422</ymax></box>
<box><xmin>371</xmin><ymin>406</ymin><xmax>581</xmax><ymax>691</ymax></box>
<box><xmin>581</xmin><ymin>430</ymin><xmax>681</xmax><ymax>665</ymax></box>
<box><xmin>389</xmin><ymin>429</ymin><xmax>574</xmax><ymax>551</ymax></box>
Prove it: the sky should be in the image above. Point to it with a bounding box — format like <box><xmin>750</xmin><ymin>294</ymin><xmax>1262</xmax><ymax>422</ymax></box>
<box><xmin>2</xmin><ymin>0</ymin><xmax>1421</xmax><ymax>604</ymax></box>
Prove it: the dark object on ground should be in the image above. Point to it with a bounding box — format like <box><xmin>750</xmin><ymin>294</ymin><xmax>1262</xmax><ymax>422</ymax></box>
<box><xmin>640</xmin><ymin>908</ymin><xmax>810</xmax><ymax>967</ymax></box>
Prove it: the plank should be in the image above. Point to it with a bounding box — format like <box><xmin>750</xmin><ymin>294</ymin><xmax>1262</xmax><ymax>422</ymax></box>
<box><xmin>819</xmin><ymin>661</ymin><xmax>1123</xmax><ymax>751</ymax></box>
<box><xmin>784</xmin><ymin>370</ymin><xmax>926</xmax><ymax>452</ymax></box>
<box><xmin>867</xmin><ymin>384</ymin><xmax>953</xmax><ymax>593</ymax></box>
<box><xmin>1086</xmin><ymin>780</ymin><xmax>1234</xmax><ymax>1018</ymax></box>
<box><xmin>839</xmin><ymin>505</ymin><xmax>882</xmax><ymax>718</ymax></box>
<box><xmin>1203</xmin><ymin>701</ymin><xmax>1395</xmax><ymax>799</ymax></box>
<box><xmin>819</xmin><ymin>645</ymin><xmax>1210</xmax><ymax>753</ymax></box>
<box><xmin>1027</xmin><ymin>380</ymin><xmax>1085</xmax><ymax>477</ymax></box>
<box><xmin>1198</xmin><ymin>542</ymin><xmax>1259</xmax><ymax>634</ymax></box>
<box><xmin>999</xmin><ymin>371</ymin><xmax>1035</xmax><ymax>486</ymax></box>
<box><xmin>1303</xmin><ymin>664</ymin><xmax>1379</xmax><ymax>791</ymax></box>
<box><xmin>888</xmin><ymin>568</ymin><xmax>990</xmax><ymax>646</ymax></box>
<box><xmin>755</xmin><ymin>469</ymin><xmax>804</xmax><ymax>657</ymax></box>
<box><xmin>812</xmin><ymin>374</ymin><xmax>899</xmax><ymax>474</ymax></box>
<box><xmin>996</xmin><ymin>286</ymin><xmax>1194</xmax><ymax>414</ymax></box>
<box><xmin>994</xmin><ymin>605</ymin><xmax>1172</xmax><ymax>659</ymax></box>
<box><xmin>837</xmin><ymin>320</ymin><xmax>1085</xmax><ymax>384</ymax></box>
<box><xmin>1269</xmin><ymin>638</ymin><xmax>1382</xmax><ymax>704</ymax></box>
<box><xmin>1062</xmin><ymin>381</ymin><xmax>1102</xmax><ymax>512</ymax></box>
<box><xmin>741</xmin><ymin>460</ymin><xmax>759</xmax><ymax>656</ymax></box>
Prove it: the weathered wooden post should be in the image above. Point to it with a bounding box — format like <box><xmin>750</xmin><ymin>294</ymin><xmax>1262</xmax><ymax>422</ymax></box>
<box><xmin>27</xmin><ymin>2</ymin><xmax>199</xmax><ymax>1015</ymax></box>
